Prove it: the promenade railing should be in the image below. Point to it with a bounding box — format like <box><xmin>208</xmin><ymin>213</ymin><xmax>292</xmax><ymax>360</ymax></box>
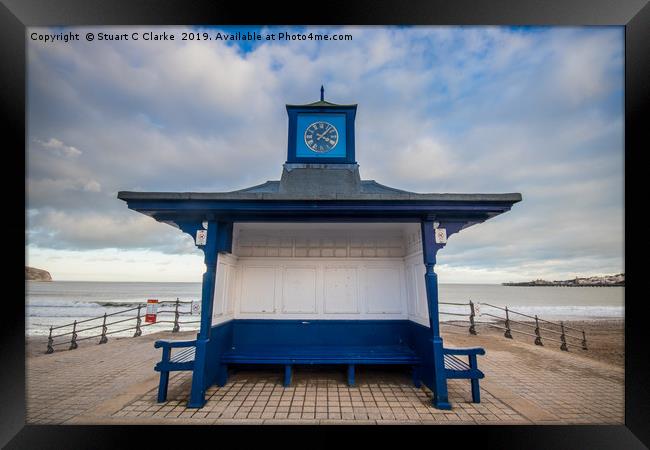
<box><xmin>439</xmin><ymin>300</ymin><xmax>480</xmax><ymax>335</ymax></box>
<box><xmin>45</xmin><ymin>298</ymin><xmax>588</xmax><ymax>354</ymax></box>
<box><xmin>439</xmin><ymin>301</ymin><xmax>588</xmax><ymax>351</ymax></box>
<box><xmin>45</xmin><ymin>298</ymin><xmax>200</xmax><ymax>354</ymax></box>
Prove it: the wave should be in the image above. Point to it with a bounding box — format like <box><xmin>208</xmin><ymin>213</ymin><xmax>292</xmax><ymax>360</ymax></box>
<box><xmin>27</xmin><ymin>301</ymin><xmax>141</xmax><ymax>309</ymax></box>
<box><xmin>26</xmin><ymin>302</ymin><xmax>196</xmax><ymax>319</ymax></box>
<box><xmin>440</xmin><ymin>304</ymin><xmax>624</xmax><ymax>321</ymax></box>
<box><xmin>26</xmin><ymin>299</ymin><xmax>197</xmax><ymax>309</ymax></box>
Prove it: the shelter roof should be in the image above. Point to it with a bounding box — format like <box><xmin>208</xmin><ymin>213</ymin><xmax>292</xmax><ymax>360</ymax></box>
<box><xmin>118</xmin><ymin>164</ymin><xmax>521</xmax><ymax>203</ymax></box>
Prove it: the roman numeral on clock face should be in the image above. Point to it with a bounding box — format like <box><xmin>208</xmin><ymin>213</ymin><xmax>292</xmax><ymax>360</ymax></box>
<box><xmin>304</xmin><ymin>121</ymin><xmax>339</xmax><ymax>153</ymax></box>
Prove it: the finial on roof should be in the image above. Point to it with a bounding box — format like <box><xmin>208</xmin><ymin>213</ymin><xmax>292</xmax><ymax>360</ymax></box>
<box><xmin>320</xmin><ymin>85</ymin><xmax>324</xmax><ymax>101</ymax></box>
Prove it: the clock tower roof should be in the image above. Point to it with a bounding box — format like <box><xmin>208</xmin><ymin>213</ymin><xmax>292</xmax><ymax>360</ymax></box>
<box><xmin>286</xmin><ymin>86</ymin><xmax>357</xmax><ymax>109</ymax></box>
<box><xmin>286</xmin><ymin>99</ymin><xmax>358</xmax><ymax>108</ymax></box>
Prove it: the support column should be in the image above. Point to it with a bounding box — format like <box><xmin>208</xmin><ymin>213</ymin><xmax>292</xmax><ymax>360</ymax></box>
<box><xmin>421</xmin><ymin>219</ymin><xmax>451</xmax><ymax>410</ymax></box>
<box><xmin>188</xmin><ymin>220</ymin><xmax>219</xmax><ymax>408</ymax></box>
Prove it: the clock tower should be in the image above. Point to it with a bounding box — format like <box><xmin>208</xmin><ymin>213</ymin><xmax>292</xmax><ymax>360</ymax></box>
<box><xmin>285</xmin><ymin>86</ymin><xmax>357</xmax><ymax>164</ymax></box>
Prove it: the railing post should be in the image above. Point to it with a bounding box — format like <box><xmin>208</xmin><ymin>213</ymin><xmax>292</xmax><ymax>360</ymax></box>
<box><xmin>99</xmin><ymin>313</ymin><xmax>108</xmax><ymax>344</ymax></box>
<box><xmin>46</xmin><ymin>326</ymin><xmax>54</xmax><ymax>354</ymax></box>
<box><xmin>133</xmin><ymin>305</ymin><xmax>142</xmax><ymax>337</ymax></box>
<box><xmin>534</xmin><ymin>315</ymin><xmax>543</xmax><ymax>346</ymax></box>
<box><xmin>468</xmin><ymin>300</ymin><xmax>477</xmax><ymax>335</ymax></box>
<box><xmin>581</xmin><ymin>330</ymin><xmax>588</xmax><ymax>351</ymax></box>
<box><xmin>559</xmin><ymin>321</ymin><xmax>568</xmax><ymax>351</ymax></box>
<box><xmin>172</xmin><ymin>298</ymin><xmax>180</xmax><ymax>333</ymax></box>
<box><xmin>69</xmin><ymin>320</ymin><xmax>78</xmax><ymax>350</ymax></box>
<box><xmin>503</xmin><ymin>306</ymin><xmax>513</xmax><ymax>339</ymax></box>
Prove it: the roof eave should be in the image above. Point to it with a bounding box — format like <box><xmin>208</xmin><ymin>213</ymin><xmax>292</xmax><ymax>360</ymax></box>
<box><xmin>117</xmin><ymin>191</ymin><xmax>522</xmax><ymax>203</ymax></box>
<box><xmin>285</xmin><ymin>102</ymin><xmax>358</xmax><ymax>109</ymax></box>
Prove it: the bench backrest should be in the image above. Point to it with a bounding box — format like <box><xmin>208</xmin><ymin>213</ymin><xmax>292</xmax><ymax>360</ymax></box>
<box><xmin>229</xmin><ymin>319</ymin><xmax>413</xmax><ymax>348</ymax></box>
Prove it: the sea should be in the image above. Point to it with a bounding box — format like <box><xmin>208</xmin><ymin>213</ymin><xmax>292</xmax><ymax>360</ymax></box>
<box><xmin>25</xmin><ymin>281</ymin><xmax>624</xmax><ymax>338</ymax></box>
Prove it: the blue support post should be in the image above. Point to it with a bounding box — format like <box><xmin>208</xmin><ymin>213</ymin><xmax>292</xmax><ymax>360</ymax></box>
<box><xmin>157</xmin><ymin>371</ymin><xmax>170</xmax><ymax>403</ymax></box>
<box><xmin>157</xmin><ymin>346</ymin><xmax>171</xmax><ymax>402</ymax></box>
<box><xmin>412</xmin><ymin>366</ymin><xmax>421</xmax><ymax>388</ymax></box>
<box><xmin>188</xmin><ymin>220</ymin><xmax>220</xmax><ymax>408</ymax></box>
<box><xmin>217</xmin><ymin>364</ymin><xmax>228</xmax><ymax>387</ymax></box>
<box><xmin>469</xmin><ymin>354</ymin><xmax>480</xmax><ymax>403</ymax></box>
<box><xmin>284</xmin><ymin>365</ymin><xmax>292</xmax><ymax>387</ymax></box>
<box><xmin>421</xmin><ymin>219</ymin><xmax>451</xmax><ymax>410</ymax></box>
<box><xmin>347</xmin><ymin>364</ymin><xmax>355</xmax><ymax>386</ymax></box>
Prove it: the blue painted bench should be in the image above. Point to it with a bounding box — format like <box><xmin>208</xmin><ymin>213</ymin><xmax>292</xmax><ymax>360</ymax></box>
<box><xmin>153</xmin><ymin>340</ymin><xmax>420</xmax><ymax>402</ymax></box>
<box><xmin>154</xmin><ymin>339</ymin><xmax>197</xmax><ymax>402</ymax></box>
<box><xmin>218</xmin><ymin>320</ymin><xmax>424</xmax><ymax>388</ymax></box>
<box><xmin>152</xmin><ymin>320</ymin><xmax>486</xmax><ymax>407</ymax></box>
<box><xmin>220</xmin><ymin>344</ymin><xmax>421</xmax><ymax>387</ymax></box>
<box><xmin>443</xmin><ymin>347</ymin><xmax>486</xmax><ymax>403</ymax></box>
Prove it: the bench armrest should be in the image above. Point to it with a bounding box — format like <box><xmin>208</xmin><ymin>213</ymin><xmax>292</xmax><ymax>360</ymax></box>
<box><xmin>154</xmin><ymin>339</ymin><xmax>197</xmax><ymax>349</ymax></box>
<box><xmin>443</xmin><ymin>346</ymin><xmax>485</xmax><ymax>356</ymax></box>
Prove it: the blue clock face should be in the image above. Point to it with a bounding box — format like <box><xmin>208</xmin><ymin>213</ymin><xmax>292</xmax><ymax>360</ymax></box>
<box><xmin>295</xmin><ymin>113</ymin><xmax>346</xmax><ymax>159</ymax></box>
<box><xmin>304</xmin><ymin>121</ymin><xmax>339</xmax><ymax>153</ymax></box>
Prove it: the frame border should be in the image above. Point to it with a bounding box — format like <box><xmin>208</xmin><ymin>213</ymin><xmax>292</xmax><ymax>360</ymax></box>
<box><xmin>3</xmin><ymin>0</ymin><xmax>647</xmax><ymax>447</ymax></box>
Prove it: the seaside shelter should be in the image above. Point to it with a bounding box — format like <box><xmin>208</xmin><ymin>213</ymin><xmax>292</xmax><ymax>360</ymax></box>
<box><xmin>118</xmin><ymin>89</ymin><xmax>522</xmax><ymax>409</ymax></box>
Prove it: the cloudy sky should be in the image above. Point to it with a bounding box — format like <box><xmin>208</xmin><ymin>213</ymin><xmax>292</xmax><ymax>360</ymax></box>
<box><xmin>26</xmin><ymin>25</ymin><xmax>624</xmax><ymax>283</ymax></box>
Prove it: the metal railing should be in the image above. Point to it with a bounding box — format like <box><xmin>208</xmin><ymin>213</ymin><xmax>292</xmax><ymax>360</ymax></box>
<box><xmin>439</xmin><ymin>301</ymin><xmax>588</xmax><ymax>351</ymax></box>
<box><xmin>439</xmin><ymin>300</ymin><xmax>479</xmax><ymax>335</ymax></box>
<box><xmin>44</xmin><ymin>298</ymin><xmax>588</xmax><ymax>354</ymax></box>
<box><xmin>45</xmin><ymin>298</ymin><xmax>200</xmax><ymax>354</ymax></box>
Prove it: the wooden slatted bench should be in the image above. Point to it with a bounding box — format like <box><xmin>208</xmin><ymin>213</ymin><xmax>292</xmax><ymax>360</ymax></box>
<box><xmin>154</xmin><ymin>340</ymin><xmax>197</xmax><ymax>402</ymax></box>
<box><xmin>221</xmin><ymin>345</ymin><xmax>421</xmax><ymax>387</ymax></box>
<box><xmin>442</xmin><ymin>347</ymin><xmax>485</xmax><ymax>403</ymax></box>
<box><xmin>152</xmin><ymin>321</ymin><xmax>487</xmax><ymax>409</ymax></box>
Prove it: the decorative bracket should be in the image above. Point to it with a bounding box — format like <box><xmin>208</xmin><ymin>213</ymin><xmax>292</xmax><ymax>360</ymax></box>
<box><xmin>421</xmin><ymin>220</ymin><xmax>466</xmax><ymax>265</ymax></box>
<box><xmin>176</xmin><ymin>219</ymin><xmax>233</xmax><ymax>254</ymax></box>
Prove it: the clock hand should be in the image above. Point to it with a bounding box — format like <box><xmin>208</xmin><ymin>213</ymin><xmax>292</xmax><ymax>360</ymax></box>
<box><xmin>315</xmin><ymin>134</ymin><xmax>332</xmax><ymax>144</ymax></box>
<box><xmin>316</xmin><ymin>125</ymin><xmax>332</xmax><ymax>140</ymax></box>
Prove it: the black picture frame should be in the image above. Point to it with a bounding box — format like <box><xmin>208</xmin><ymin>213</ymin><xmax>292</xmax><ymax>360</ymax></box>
<box><xmin>3</xmin><ymin>0</ymin><xmax>647</xmax><ymax>448</ymax></box>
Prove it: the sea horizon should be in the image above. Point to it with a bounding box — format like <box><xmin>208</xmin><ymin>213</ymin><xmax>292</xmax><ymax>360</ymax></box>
<box><xmin>26</xmin><ymin>280</ymin><xmax>624</xmax><ymax>337</ymax></box>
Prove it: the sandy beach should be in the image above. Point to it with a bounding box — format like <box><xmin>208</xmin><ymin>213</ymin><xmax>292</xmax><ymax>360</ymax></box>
<box><xmin>461</xmin><ymin>319</ymin><xmax>624</xmax><ymax>367</ymax></box>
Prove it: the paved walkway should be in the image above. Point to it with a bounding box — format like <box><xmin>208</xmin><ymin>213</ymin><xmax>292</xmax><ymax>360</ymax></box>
<box><xmin>26</xmin><ymin>326</ymin><xmax>623</xmax><ymax>425</ymax></box>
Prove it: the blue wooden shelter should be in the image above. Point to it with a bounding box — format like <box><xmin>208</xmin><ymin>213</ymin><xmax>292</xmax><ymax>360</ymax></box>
<box><xmin>118</xmin><ymin>89</ymin><xmax>521</xmax><ymax>409</ymax></box>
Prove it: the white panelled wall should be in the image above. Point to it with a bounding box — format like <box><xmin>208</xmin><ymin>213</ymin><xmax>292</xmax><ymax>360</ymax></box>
<box><xmin>211</xmin><ymin>223</ymin><xmax>430</xmax><ymax>327</ymax></box>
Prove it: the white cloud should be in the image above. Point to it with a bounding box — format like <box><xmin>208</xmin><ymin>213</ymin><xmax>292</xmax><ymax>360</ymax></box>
<box><xmin>28</xmin><ymin>209</ymin><xmax>199</xmax><ymax>254</ymax></box>
<box><xmin>28</xmin><ymin>177</ymin><xmax>102</xmax><ymax>197</ymax></box>
<box><xmin>82</xmin><ymin>180</ymin><xmax>101</xmax><ymax>192</ymax></box>
<box><xmin>27</xmin><ymin>247</ymin><xmax>205</xmax><ymax>281</ymax></box>
<box><xmin>35</xmin><ymin>137</ymin><xmax>82</xmax><ymax>157</ymax></box>
<box><xmin>393</xmin><ymin>137</ymin><xmax>457</xmax><ymax>182</ymax></box>
<box><xmin>549</xmin><ymin>30</ymin><xmax>623</xmax><ymax>106</ymax></box>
